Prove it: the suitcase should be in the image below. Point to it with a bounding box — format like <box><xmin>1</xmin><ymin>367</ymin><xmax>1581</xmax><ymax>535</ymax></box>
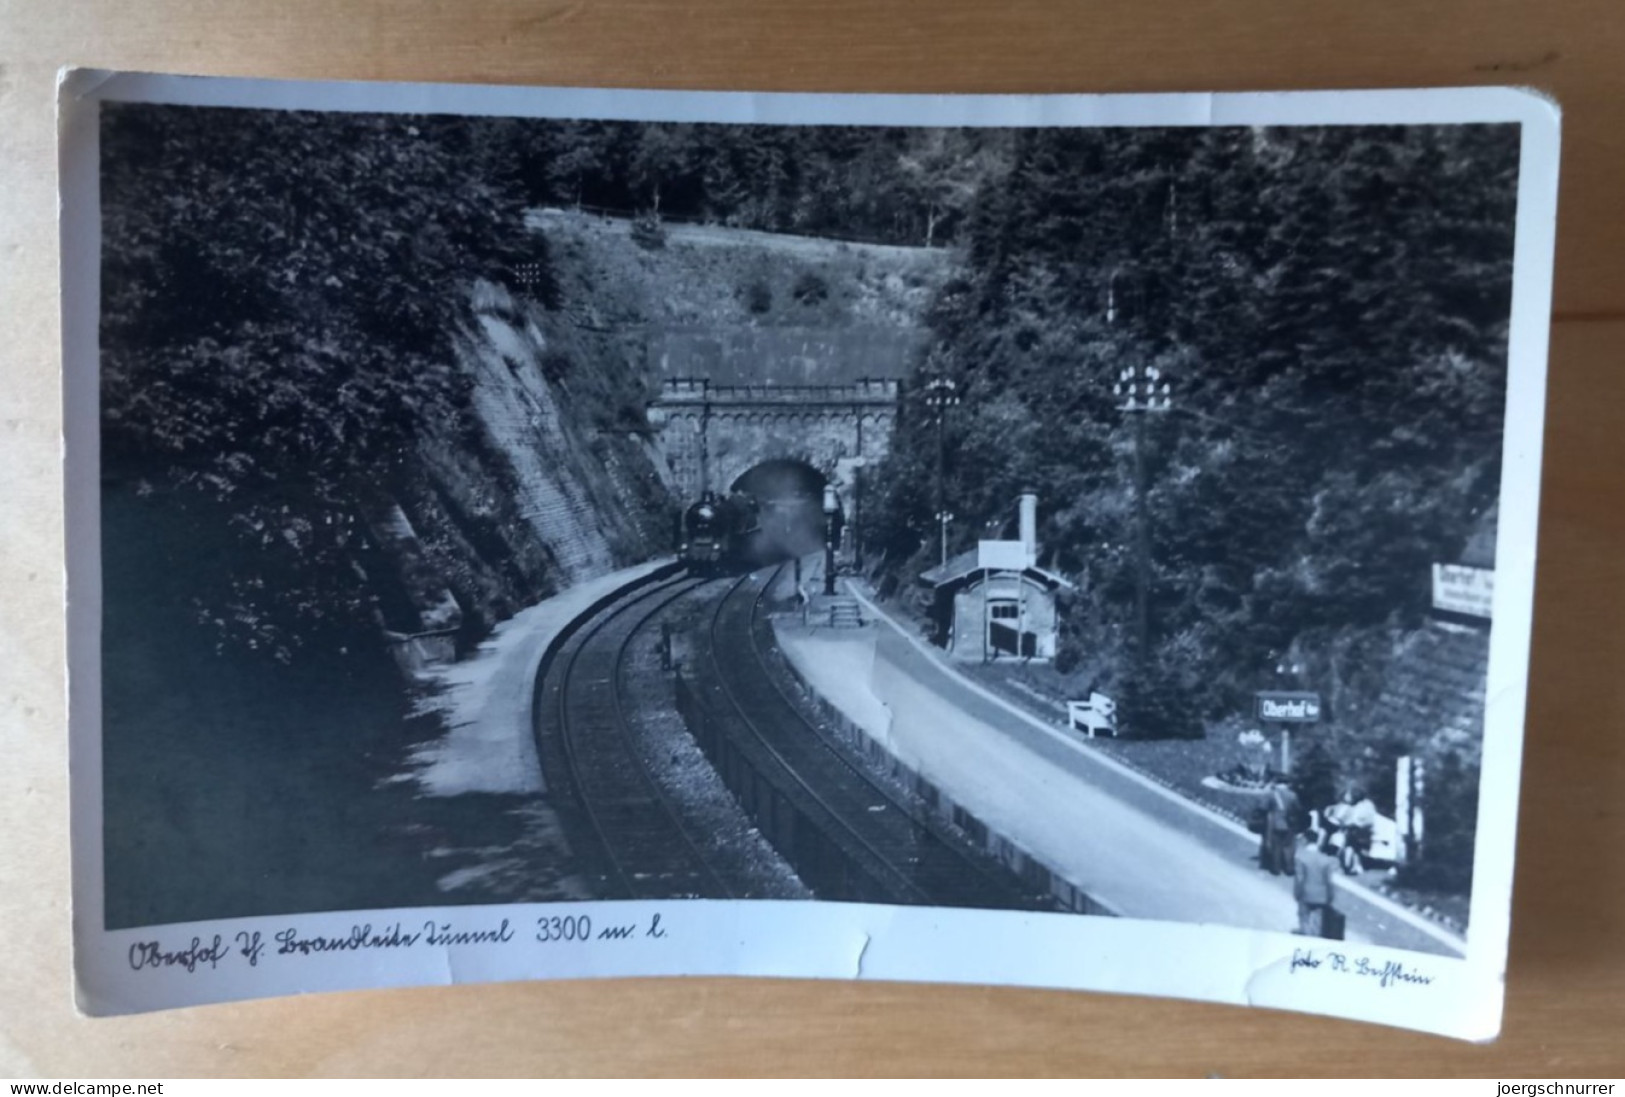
<box><xmin>1321</xmin><ymin>905</ymin><xmax>1346</xmax><ymax>941</ymax></box>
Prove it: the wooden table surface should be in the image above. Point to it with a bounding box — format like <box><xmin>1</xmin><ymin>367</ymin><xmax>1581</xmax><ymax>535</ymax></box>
<box><xmin>3</xmin><ymin>0</ymin><xmax>1622</xmax><ymax>1077</ymax></box>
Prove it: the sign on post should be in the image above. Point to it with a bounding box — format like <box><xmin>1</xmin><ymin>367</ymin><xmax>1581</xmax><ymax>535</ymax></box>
<box><xmin>1432</xmin><ymin>563</ymin><xmax>1494</xmax><ymax>619</ymax></box>
<box><xmin>1254</xmin><ymin>691</ymin><xmax>1322</xmax><ymax>723</ymax></box>
<box><xmin>978</xmin><ymin>539</ymin><xmax>1034</xmax><ymax>570</ymax></box>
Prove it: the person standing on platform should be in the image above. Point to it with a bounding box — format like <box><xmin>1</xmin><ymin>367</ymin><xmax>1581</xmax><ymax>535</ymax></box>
<box><xmin>1293</xmin><ymin>829</ymin><xmax>1339</xmax><ymax>937</ymax></box>
<box><xmin>1260</xmin><ymin>780</ymin><xmax>1302</xmax><ymax>876</ymax></box>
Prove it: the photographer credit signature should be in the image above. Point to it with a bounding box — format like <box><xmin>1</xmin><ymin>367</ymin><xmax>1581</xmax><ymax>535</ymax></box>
<box><xmin>1290</xmin><ymin>947</ymin><xmax>1435</xmax><ymax>988</ymax></box>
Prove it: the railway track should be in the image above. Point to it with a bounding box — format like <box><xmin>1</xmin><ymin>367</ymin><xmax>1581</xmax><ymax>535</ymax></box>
<box><xmin>535</xmin><ymin>572</ymin><xmax>739</xmax><ymax>901</ymax></box>
<box><xmin>690</xmin><ymin>565</ymin><xmax>1060</xmax><ymax>912</ymax></box>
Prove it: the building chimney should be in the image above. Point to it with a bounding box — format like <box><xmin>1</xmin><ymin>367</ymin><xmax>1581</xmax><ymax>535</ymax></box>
<box><xmin>1019</xmin><ymin>492</ymin><xmax>1038</xmax><ymax>565</ymax></box>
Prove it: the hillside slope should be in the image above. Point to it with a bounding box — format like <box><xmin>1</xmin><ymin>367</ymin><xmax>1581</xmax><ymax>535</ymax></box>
<box><xmin>533</xmin><ymin>208</ymin><xmax>951</xmax><ymax>335</ymax></box>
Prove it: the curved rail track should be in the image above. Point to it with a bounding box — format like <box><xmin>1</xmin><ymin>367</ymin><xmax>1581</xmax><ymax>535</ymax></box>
<box><xmin>689</xmin><ymin>565</ymin><xmax>1060</xmax><ymax>912</ymax></box>
<box><xmin>535</xmin><ymin>572</ymin><xmax>739</xmax><ymax>901</ymax></box>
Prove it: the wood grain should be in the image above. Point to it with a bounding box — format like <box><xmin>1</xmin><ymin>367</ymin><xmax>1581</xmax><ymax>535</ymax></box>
<box><xmin>3</xmin><ymin>0</ymin><xmax>1622</xmax><ymax>1076</ymax></box>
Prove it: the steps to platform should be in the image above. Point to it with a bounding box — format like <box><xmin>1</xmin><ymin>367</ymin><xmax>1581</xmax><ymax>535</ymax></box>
<box><xmin>826</xmin><ymin>597</ymin><xmax>863</xmax><ymax>628</ymax></box>
<box><xmin>798</xmin><ymin>592</ymin><xmax>866</xmax><ymax>629</ymax></box>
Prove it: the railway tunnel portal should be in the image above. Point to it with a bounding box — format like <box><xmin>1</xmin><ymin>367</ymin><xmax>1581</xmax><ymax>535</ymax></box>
<box><xmin>646</xmin><ymin>326</ymin><xmax>915</xmax><ymax>556</ymax></box>
<box><xmin>650</xmin><ymin>376</ymin><xmax>899</xmax><ymax>500</ymax></box>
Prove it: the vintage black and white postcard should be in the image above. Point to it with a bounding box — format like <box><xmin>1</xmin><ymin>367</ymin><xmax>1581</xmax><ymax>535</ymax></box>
<box><xmin>61</xmin><ymin>72</ymin><xmax>1560</xmax><ymax>1038</ymax></box>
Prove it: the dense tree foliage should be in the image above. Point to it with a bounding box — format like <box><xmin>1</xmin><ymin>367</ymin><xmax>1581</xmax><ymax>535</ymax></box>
<box><xmin>102</xmin><ymin>107</ymin><xmax>532</xmax><ymax>471</ymax></box>
<box><xmin>100</xmin><ymin>106</ymin><xmax>546</xmax><ymax>658</ymax></box>
<box><xmin>873</xmin><ymin>124</ymin><xmax>1515</xmax><ymax>723</ymax></box>
<box><xmin>510</xmin><ymin>121</ymin><xmax>1009</xmax><ymax>245</ymax></box>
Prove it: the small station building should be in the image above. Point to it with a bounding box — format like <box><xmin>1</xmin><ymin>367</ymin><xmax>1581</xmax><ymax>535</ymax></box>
<box><xmin>918</xmin><ymin>493</ymin><xmax>1072</xmax><ymax>662</ymax></box>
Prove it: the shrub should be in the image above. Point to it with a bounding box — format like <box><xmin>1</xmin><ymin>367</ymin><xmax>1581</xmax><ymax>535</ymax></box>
<box><xmin>742</xmin><ymin>277</ymin><xmax>772</xmax><ymax>314</ymax></box>
<box><xmin>1054</xmin><ymin>644</ymin><xmax>1081</xmax><ymax>675</ymax></box>
<box><xmin>792</xmin><ymin>270</ymin><xmax>829</xmax><ymax>305</ymax></box>
<box><xmin>1118</xmin><ymin>661</ymin><xmax>1203</xmax><ymax>740</ymax></box>
<box><xmin>539</xmin><ymin>350</ymin><xmax>573</xmax><ymax>385</ymax></box>
<box><xmin>630</xmin><ymin>211</ymin><xmax>666</xmax><ymax>251</ymax></box>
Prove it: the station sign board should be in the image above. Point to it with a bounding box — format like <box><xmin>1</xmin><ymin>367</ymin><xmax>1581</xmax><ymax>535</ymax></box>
<box><xmin>978</xmin><ymin>539</ymin><xmax>1035</xmax><ymax>570</ymax></box>
<box><xmin>1255</xmin><ymin>691</ymin><xmax>1322</xmax><ymax>723</ymax></box>
<box><xmin>1432</xmin><ymin>563</ymin><xmax>1493</xmax><ymax>619</ymax></box>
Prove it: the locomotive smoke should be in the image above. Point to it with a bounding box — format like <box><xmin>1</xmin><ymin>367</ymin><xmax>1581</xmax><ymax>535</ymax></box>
<box><xmin>733</xmin><ymin>461</ymin><xmax>833</xmax><ymax>566</ymax></box>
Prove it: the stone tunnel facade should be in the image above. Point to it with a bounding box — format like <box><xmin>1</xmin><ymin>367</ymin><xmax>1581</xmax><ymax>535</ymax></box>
<box><xmin>648</xmin><ymin>378</ymin><xmax>900</xmax><ymax>502</ymax></box>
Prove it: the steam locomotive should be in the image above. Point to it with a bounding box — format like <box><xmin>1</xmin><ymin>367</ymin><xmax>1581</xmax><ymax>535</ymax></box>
<box><xmin>679</xmin><ymin>491</ymin><xmax>762</xmax><ymax>574</ymax></box>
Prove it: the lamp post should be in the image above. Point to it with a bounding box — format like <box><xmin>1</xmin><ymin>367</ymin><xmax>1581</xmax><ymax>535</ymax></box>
<box><xmin>936</xmin><ymin>509</ymin><xmax>955</xmax><ymax>571</ymax></box>
<box><xmin>923</xmin><ymin>374</ymin><xmax>960</xmax><ymax>566</ymax></box>
<box><xmin>822</xmin><ymin>484</ymin><xmax>840</xmax><ymax>596</ymax></box>
<box><xmin>1113</xmin><ymin>363</ymin><xmax>1172</xmax><ymax>672</ymax></box>
<box><xmin>850</xmin><ymin>456</ymin><xmax>867</xmax><ymax>572</ymax></box>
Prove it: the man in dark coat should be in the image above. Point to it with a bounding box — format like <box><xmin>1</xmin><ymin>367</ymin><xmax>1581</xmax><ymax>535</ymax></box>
<box><xmin>1293</xmin><ymin>829</ymin><xmax>1339</xmax><ymax>937</ymax></box>
<box><xmin>1259</xmin><ymin>781</ymin><xmax>1302</xmax><ymax>876</ymax></box>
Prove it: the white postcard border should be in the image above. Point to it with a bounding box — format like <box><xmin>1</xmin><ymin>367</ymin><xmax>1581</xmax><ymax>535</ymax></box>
<box><xmin>60</xmin><ymin>72</ymin><xmax>1561</xmax><ymax>1040</ymax></box>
